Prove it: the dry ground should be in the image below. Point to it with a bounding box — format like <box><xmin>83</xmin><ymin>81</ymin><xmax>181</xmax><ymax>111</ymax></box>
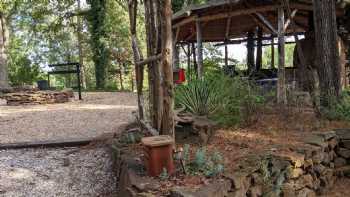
<box><xmin>0</xmin><ymin>147</ymin><xmax>116</xmax><ymax>197</ymax></box>
<box><xmin>0</xmin><ymin>92</ymin><xmax>137</xmax><ymax>143</ymax></box>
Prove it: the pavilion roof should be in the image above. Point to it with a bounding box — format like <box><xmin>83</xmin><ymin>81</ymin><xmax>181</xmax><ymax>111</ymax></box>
<box><xmin>172</xmin><ymin>0</ymin><xmax>345</xmax><ymax>43</ymax></box>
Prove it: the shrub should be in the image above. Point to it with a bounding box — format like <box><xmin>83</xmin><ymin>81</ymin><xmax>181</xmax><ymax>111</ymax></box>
<box><xmin>322</xmin><ymin>90</ymin><xmax>350</xmax><ymax>121</ymax></box>
<box><xmin>175</xmin><ymin>74</ymin><xmax>264</xmax><ymax>126</ymax></box>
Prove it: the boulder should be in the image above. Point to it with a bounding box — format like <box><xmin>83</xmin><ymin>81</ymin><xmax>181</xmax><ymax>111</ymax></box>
<box><xmin>340</xmin><ymin>140</ymin><xmax>350</xmax><ymax>149</ymax></box>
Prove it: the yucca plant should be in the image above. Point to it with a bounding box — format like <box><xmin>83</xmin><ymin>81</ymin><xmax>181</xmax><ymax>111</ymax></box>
<box><xmin>175</xmin><ymin>79</ymin><xmax>223</xmax><ymax>116</ymax></box>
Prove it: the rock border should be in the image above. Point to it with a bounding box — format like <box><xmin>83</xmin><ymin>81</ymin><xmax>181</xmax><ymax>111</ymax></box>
<box><xmin>110</xmin><ymin>129</ymin><xmax>350</xmax><ymax>197</ymax></box>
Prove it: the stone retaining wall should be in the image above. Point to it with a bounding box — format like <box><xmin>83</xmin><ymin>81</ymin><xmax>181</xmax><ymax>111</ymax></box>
<box><xmin>111</xmin><ymin>129</ymin><xmax>350</xmax><ymax>197</ymax></box>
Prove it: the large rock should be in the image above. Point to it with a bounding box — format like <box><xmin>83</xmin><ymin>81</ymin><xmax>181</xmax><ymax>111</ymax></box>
<box><xmin>340</xmin><ymin>140</ymin><xmax>350</xmax><ymax>149</ymax></box>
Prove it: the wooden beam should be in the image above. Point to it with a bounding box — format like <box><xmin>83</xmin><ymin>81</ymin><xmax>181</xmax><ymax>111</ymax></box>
<box><xmin>284</xmin><ymin>9</ymin><xmax>298</xmax><ymax>31</ymax></box>
<box><xmin>0</xmin><ymin>138</ymin><xmax>94</xmax><ymax>150</ymax></box>
<box><xmin>173</xmin><ymin>5</ymin><xmax>280</xmax><ymax>29</ymax></box>
<box><xmin>254</xmin><ymin>13</ymin><xmax>278</xmax><ymax>34</ymax></box>
<box><xmin>225</xmin><ymin>17</ymin><xmax>232</xmax><ymax>39</ymax></box>
<box><xmin>135</xmin><ymin>54</ymin><xmax>162</xmax><ymax>67</ymax></box>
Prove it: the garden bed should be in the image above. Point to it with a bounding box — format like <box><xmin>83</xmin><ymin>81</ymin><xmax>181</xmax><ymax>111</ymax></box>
<box><xmin>110</xmin><ymin>107</ymin><xmax>350</xmax><ymax>197</ymax></box>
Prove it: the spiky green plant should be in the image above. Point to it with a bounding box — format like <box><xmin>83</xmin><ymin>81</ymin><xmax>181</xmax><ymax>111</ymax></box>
<box><xmin>175</xmin><ymin>79</ymin><xmax>222</xmax><ymax>116</ymax></box>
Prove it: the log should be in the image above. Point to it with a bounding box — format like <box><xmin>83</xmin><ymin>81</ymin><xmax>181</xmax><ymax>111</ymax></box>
<box><xmin>0</xmin><ymin>138</ymin><xmax>93</xmax><ymax>150</ymax></box>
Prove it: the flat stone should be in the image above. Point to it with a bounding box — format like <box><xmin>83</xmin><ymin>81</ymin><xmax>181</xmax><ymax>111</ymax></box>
<box><xmin>341</xmin><ymin>140</ymin><xmax>350</xmax><ymax>149</ymax></box>
<box><xmin>335</xmin><ymin>129</ymin><xmax>350</xmax><ymax>140</ymax></box>
<box><xmin>317</xmin><ymin>131</ymin><xmax>337</xmax><ymax>141</ymax></box>
<box><xmin>337</xmin><ymin>148</ymin><xmax>350</xmax><ymax>159</ymax></box>
<box><xmin>334</xmin><ymin>157</ymin><xmax>347</xmax><ymax>168</ymax></box>
<box><xmin>335</xmin><ymin>165</ymin><xmax>350</xmax><ymax>176</ymax></box>
<box><xmin>273</xmin><ymin>151</ymin><xmax>304</xmax><ymax>168</ymax></box>
<box><xmin>170</xmin><ymin>187</ymin><xmax>196</xmax><ymax>197</ymax></box>
<box><xmin>304</xmin><ymin>135</ymin><xmax>327</xmax><ymax>147</ymax></box>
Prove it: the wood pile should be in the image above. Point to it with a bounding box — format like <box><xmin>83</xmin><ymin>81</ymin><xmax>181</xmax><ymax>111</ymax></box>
<box><xmin>0</xmin><ymin>89</ymin><xmax>74</xmax><ymax>106</ymax></box>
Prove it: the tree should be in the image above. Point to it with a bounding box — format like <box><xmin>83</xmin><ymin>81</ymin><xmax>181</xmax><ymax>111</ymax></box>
<box><xmin>313</xmin><ymin>0</ymin><xmax>340</xmax><ymax>107</ymax></box>
<box><xmin>0</xmin><ymin>11</ymin><xmax>9</xmax><ymax>89</ymax></box>
<box><xmin>87</xmin><ymin>0</ymin><xmax>109</xmax><ymax>89</ymax></box>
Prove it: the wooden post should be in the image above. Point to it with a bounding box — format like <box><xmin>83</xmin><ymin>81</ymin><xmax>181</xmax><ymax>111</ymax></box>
<box><xmin>277</xmin><ymin>7</ymin><xmax>287</xmax><ymax>105</ymax></box>
<box><xmin>247</xmin><ymin>30</ymin><xmax>255</xmax><ymax>74</ymax></box>
<box><xmin>225</xmin><ymin>44</ymin><xmax>229</xmax><ymax>67</ymax></box>
<box><xmin>187</xmin><ymin>43</ymin><xmax>191</xmax><ymax>80</ymax></box>
<box><xmin>271</xmin><ymin>36</ymin><xmax>275</xmax><ymax>69</ymax></box>
<box><xmin>192</xmin><ymin>42</ymin><xmax>197</xmax><ymax>77</ymax></box>
<box><xmin>160</xmin><ymin>0</ymin><xmax>175</xmax><ymax>137</ymax></box>
<box><xmin>196</xmin><ymin>18</ymin><xmax>204</xmax><ymax>78</ymax></box>
<box><xmin>256</xmin><ymin>27</ymin><xmax>263</xmax><ymax>71</ymax></box>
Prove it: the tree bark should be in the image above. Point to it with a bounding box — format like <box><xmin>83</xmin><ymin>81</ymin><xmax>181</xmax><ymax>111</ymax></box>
<box><xmin>77</xmin><ymin>0</ymin><xmax>87</xmax><ymax>89</ymax></box>
<box><xmin>119</xmin><ymin>63</ymin><xmax>124</xmax><ymax>90</ymax></box>
<box><xmin>144</xmin><ymin>0</ymin><xmax>163</xmax><ymax>130</ymax></box>
<box><xmin>159</xmin><ymin>0</ymin><xmax>174</xmax><ymax>137</ymax></box>
<box><xmin>128</xmin><ymin>0</ymin><xmax>144</xmax><ymax>119</ymax></box>
<box><xmin>0</xmin><ymin>12</ymin><xmax>9</xmax><ymax>89</ymax></box>
<box><xmin>313</xmin><ymin>0</ymin><xmax>340</xmax><ymax>107</ymax></box>
<box><xmin>277</xmin><ymin>7</ymin><xmax>287</xmax><ymax>105</ymax></box>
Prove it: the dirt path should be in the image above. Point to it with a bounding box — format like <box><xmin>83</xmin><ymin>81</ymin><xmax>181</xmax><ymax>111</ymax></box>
<box><xmin>0</xmin><ymin>92</ymin><xmax>137</xmax><ymax>143</ymax></box>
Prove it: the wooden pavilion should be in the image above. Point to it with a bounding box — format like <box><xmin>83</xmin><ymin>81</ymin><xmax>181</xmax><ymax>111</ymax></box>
<box><xmin>172</xmin><ymin>0</ymin><xmax>347</xmax><ymax>84</ymax></box>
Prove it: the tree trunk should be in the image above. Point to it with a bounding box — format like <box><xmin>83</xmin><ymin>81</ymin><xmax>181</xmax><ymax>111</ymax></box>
<box><xmin>277</xmin><ymin>7</ymin><xmax>287</xmax><ymax>105</ymax></box>
<box><xmin>128</xmin><ymin>0</ymin><xmax>144</xmax><ymax>120</ymax></box>
<box><xmin>313</xmin><ymin>0</ymin><xmax>340</xmax><ymax>107</ymax></box>
<box><xmin>0</xmin><ymin>13</ymin><xmax>9</xmax><ymax>89</ymax></box>
<box><xmin>144</xmin><ymin>0</ymin><xmax>163</xmax><ymax>130</ymax></box>
<box><xmin>159</xmin><ymin>0</ymin><xmax>174</xmax><ymax>137</ymax></box>
<box><xmin>77</xmin><ymin>0</ymin><xmax>87</xmax><ymax>89</ymax></box>
<box><xmin>119</xmin><ymin>63</ymin><xmax>124</xmax><ymax>91</ymax></box>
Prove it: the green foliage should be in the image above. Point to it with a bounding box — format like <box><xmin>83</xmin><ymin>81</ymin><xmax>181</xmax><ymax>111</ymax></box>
<box><xmin>175</xmin><ymin>79</ymin><xmax>222</xmax><ymax>116</ymax></box>
<box><xmin>87</xmin><ymin>0</ymin><xmax>109</xmax><ymax>89</ymax></box>
<box><xmin>322</xmin><ymin>90</ymin><xmax>350</xmax><ymax>121</ymax></box>
<box><xmin>182</xmin><ymin>145</ymin><xmax>224</xmax><ymax>177</ymax></box>
<box><xmin>175</xmin><ymin>74</ymin><xmax>264</xmax><ymax>126</ymax></box>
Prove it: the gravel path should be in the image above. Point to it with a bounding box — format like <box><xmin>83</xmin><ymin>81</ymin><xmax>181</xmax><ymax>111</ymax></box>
<box><xmin>0</xmin><ymin>92</ymin><xmax>137</xmax><ymax>143</ymax></box>
<box><xmin>0</xmin><ymin>147</ymin><xmax>116</xmax><ymax>197</ymax></box>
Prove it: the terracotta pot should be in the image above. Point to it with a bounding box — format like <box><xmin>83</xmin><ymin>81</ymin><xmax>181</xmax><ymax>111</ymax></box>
<box><xmin>142</xmin><ymin>135</ymin><xmax>174</xmax><ymax>177</ymax></box>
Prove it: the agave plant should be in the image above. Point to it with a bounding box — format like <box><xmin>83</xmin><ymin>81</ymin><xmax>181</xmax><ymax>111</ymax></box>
<box><xmin>175</xmin><ymin>79</ymin><xmax>223</xmax><ymax>116</ymax></box>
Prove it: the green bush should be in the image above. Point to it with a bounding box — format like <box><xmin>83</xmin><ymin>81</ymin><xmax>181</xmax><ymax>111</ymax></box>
<box><xmin>322</xmin><ymin>90</ymin><xmax>350</xmax><ymax>121</ymax></box>
<box><xmin>175</xmin><ymin>74</ymin><xmax>264</xmax><ymax>126</ymax></box>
